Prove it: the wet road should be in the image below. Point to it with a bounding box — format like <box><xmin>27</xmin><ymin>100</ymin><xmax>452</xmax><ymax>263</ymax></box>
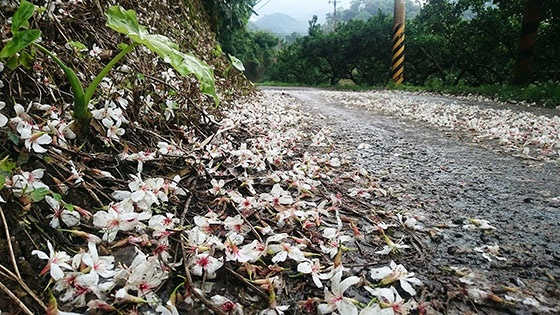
<box><xmin>262</xmin><ymin>87</ymin><xmax>560</xmax><ymax>314</ymax></box>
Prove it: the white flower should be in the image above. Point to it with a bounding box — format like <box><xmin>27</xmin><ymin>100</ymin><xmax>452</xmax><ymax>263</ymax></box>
<box><xmin>89</xmin><ymin>44</ymin><xmax>102</xmax><ymax>58</ymax></box>
<box><xmin>0</xmin><ymin>101</ymin><xmax>7</xmax><ymax>127</ymax></box>
<box><xmin>103</xmin><ymin>118</ymin><xmax>125</xmax><ymax>140</ymax></box>
<box><xmin>474</xmin><ymin>244</ymin><xmax>507</xmax><ymax>262</ymax></box>
<box><xmin>210</xmin><ymin>179</ymin><xmax>225</xmax><ymax>195</ymax></box>
<box><xmin>82</xmin><ymin>242</ymin><xmax>116</xmax><ymax>281</ymax></box>
<box><xmin>156</xmin><ymin>301</ymin><xmax>179</xmax><ymax>315</ymax></box>
<box><xmin>369</xmin><ymin>261</ymin><xmax>422</xmax><ymax>296</ymax></box>
<box><xmin>297</xmin><ymin>259</ymin><xmax>332</xmax><ymax>288</ymax></box>
<box><xmin>366</xmin><ymin>287</ymin><xmax>408</xmax><ymax>314</ymax></box>
<box><xmin>318</xmin><ymin>270</ymin><xmax>360</xmax><ymax>315</ymax></box>
<box><xmin>224</xmin><ymin>215</ymin><xmax>250</xmax><ymax>235</ymax></box>
<box><xmin>359</xmin><ymin>304</ymin><xmax>393</xmax><ymax>315</ymax></box>
<box><xmin>226</xmin><ymin>239</ymin><xmax>265</xmax><ymax>263</ymax></box>
<box><xmin>45</xmin><ymin>195</ymin><xmax>80</xmax><ymax>228</ymax></box>
<box><xmin>269</xmin><ymin>242</ymin><xmax>306</xmax><ymax>263</ymax></box>
<box><xmin>32</xmin><ymin>240</ymin><xmax>72</xmax><ymax>281</ymax></box>
<box><xmin>463</xmin><ymin>218</ymin><xmax>496</xmax><ymax>230</ymax></box>
<box><xmin>191</xmin><ymin>253</ymin><xmax>223</xmax><ymax>279</ymax></box>
<box><xmin>21</xmin><ymin>131</ymin><xmax>52</xmax><ymax>153</ymax></box>
<box><xmin>260</xmin><ymin>184</ymin><xmax>294</xmax><ymax>206</ymax></box>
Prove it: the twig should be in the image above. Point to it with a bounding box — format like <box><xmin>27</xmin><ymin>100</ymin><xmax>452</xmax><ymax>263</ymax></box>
<box><xmin>225</xmin><ymin>267</ymin><xmax>268</xmax><ymax>300</ymax></box>
<box><xmin>180</xmin><ymin>242</ymin><xmax>226</xmax><ymax>315</ymax></box>
<box><xmin>0</xmin><ymin>206</ymin><xmax>20</xmax><ymax>279</ymax></box>
<box><xmin>232</xmin><ymin>204</ymin><xmax>263</xmax><ymax>244</ymax></box>
<box><xmin>0</xmin><ymin>207</ymin><xmax>48</xmax><ymax>311</ymax></box>
<box><xmin>0</xmin><ymin>280</ymin><xmax>34</xmax><ymax>315</ymax></box>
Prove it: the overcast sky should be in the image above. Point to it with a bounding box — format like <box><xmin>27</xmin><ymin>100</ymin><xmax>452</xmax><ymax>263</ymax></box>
<box><xmin>252</xmin><ymin>0</ymin><xmax>341</xmax><ymax>23</ymax></box>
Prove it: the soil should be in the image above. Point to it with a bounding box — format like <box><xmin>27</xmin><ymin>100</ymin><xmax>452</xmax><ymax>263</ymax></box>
<box><xmin>263</xmin><ymin>87</ymin><xmax>560</xmax><ymax>314</ymax></box>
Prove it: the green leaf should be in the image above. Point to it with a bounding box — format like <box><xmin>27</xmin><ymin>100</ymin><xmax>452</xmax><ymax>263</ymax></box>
<box><xmin>117</xmin><ymin>43</ymin><xmax>129</xmax><ymax>50</ymax></box>
<box><xmin>6</xmin><ymin>56</ymin><xmax>19</xmax><ymax>70</ymax></box>
<box><xmin>12</xmin><ymin>0</ymin><xmax>34</xmax><ymax>34</ymax></box>
<box><xmin>228</xmin><ymin>54</ymin><xmax>245</xmax><ymax>72</ymax></box>
<box><xmin>105</xmin><ymin>6</ymin><xmax>218</xmax><ymax>105</ymax></box>
<box><xmin>0</xmin><ymin>156</ymin><xmax>16</xmax><ymax>173</ymax></box>
<box><xmin>64</xmin><ymin>204</ymin><xmax>74</xmax><ymax>211</ymax></box>
<box><xmin>30</xmin><ymin>187</ymin><xmax>50</xmax><ymax>202</ymax></box>
<box><xmin>51</xmin><ymin>192</ymin><xmax>62</xmax><ymax>202</ymax></box>
<box><xmin>0</xmin><ymin>173</ymin><xmax>5</xmax><ymax>190</ymax></box>
<box><xmin>0</xmin><ymin>29</ymin><xmax>41</xmax><ymax>58</ymax></box>
<box><xmin>66</xmin><ymin>41</ymin><xmax>87</xmax><ymax>52</ymax></box>
<box><xmin>19</xmin><ymin>51</ymin><xmax>33</xmax><ymax>69</ymax></box>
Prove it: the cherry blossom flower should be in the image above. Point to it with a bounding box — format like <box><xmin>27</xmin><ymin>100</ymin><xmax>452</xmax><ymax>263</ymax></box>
<box><xmin>210</xmin><ymin>179</ymin><xmax>225</xmax><ymax>195</ymax></box>
<box><xmin>463</xmin><ymin>218</ymin><xmax>496</xmax><ymax>230</ymax></box>
<box><xmin>211</xmin><ymin>295</ymin><xmax>243</xmax><ymax>315</ymax></box>
<box><xmin>318</xmin><ymin>270</ymin><xmax>360</xmax><ymax>315</ymax></box>
<box><xmin>369</xmin><ymin>261</ymin><xmax>422</xmax><ymax>296</ymax></box>
<box><xmin>10</xmin><ymin>169</ymin><xmax>48</xmax><ymax>197</ymax></box>
<box><xmin>376</xmin><ymin>228</ymin><xmax>410</xmax><ymax>255</ymax></box>
<box><xmin>32</xmin><ymin>240</ymin><xmax>73</xmax><ymax>281</ymax></box>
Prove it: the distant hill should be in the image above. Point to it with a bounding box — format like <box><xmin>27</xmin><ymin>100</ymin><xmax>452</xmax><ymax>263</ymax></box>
<box><xmin>249</xmin><ymin>13</ymin><xmax>308</xmax><ymax>36</ymax></box>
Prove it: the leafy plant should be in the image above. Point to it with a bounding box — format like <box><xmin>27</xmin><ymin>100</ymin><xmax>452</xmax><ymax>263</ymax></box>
<box><xmin>0</xmin><ymin>2</ymin><xmax>218</xmax><ymax>138</ymax></box>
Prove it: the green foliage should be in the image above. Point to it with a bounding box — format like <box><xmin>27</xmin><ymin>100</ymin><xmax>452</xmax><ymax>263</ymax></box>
<box><xmin>227</xmin><ymin>30</ymin><xmax>278</xmax><ymax>81</ymax></box>
<box><xmin>228</xmin><ymin>54</ymin><xmax>245</xmax><ymax>72</ymax></box>
<box><xmin>0</xmin><ymin>0</ymin><xmax>39</xmax><ymax>59</ymax></box>
<box><xmin>2</xmin><ymin>2</ymin><xmax>219</xmax><ymax>137</ymax></box>
<box><xmin>261</xmin><ymin>0</ymin><xmax>559</xmax><ymax>105</ymax></box>
<box><xmin>105</xmin><ymin>6</ymin><xmax>218</xmax><ymax>105</ymax></box>
<box><xmin>0</xmin><ymin>156</ymin><xmax>16</xmax><ymax>190</ymax></box>
<box><xmin>202</xmin><ymin>0</ymin><xmax>256</xmax><ymax>52</ymax></box>
<box><xmin>11</xmin><ymin>0</ymin><xmax>34</xmax><ymax>33</ymax></box>
<box><xmin>30</xmin><ymin>187</ymin><xmax>50</xmax><ymax>202</ymax></box>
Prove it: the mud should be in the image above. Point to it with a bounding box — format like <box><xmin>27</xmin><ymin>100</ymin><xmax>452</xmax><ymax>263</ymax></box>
<box><xmin>263</xmin><ymin>87</ymin><xmax>560</xmax><ymax>314</ymax></box>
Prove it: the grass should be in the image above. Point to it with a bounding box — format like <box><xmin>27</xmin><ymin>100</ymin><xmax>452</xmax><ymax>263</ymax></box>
<box><xmin>256</xmin><ymin>80</ymin><xmax>560</xmax><ymax>108</ymax></box>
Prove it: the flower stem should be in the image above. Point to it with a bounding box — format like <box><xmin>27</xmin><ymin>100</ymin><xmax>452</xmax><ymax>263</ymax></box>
<box><xmin>84</xmin><ymin>42</ymin><xmax>139</xmax><ymax>103</ymax></box>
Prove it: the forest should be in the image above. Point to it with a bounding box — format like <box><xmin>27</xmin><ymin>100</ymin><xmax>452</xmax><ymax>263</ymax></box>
<box><xmin>228</xmin><ymin>0</ymin><xmax>560</xmax><ymax>106</ymax></box>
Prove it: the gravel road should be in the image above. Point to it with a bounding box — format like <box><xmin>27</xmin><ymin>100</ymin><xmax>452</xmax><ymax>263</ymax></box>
<box><xmin>262</xmin><ymin>87</ymin><xmax>560</xmax><ymax>314</ymax></box>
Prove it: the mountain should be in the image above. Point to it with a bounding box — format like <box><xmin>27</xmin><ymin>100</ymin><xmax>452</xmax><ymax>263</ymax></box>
<box><xmin>249</xmin><ymin>13</ymin><xmax>308</xmax><ymax>36</ymax></box>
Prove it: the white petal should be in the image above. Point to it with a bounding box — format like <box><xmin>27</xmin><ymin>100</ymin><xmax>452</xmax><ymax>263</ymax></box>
<box><xmin>400</xmin><ymin>278</ymin><xmax>416</xmax><ymax>296</ymax></box>
<box><xmin>336</xmin><ymin>299</ymin><xmax>358</xmax><ymax>315</ymax></box>
<box><xmin>50</xmin><ymin>263</ymin><xmax>65</xmax><ymax>281</ymax></box>
<box><xmin>32</xmin><ymin>250</ymin><xmax>49</xmax><ymax>260</ymax></box>
<box><xmin>370</xmin><ymin>266</ymin><xmax>392</xmax><ymax>280</ymax></box>
<box><xmin>338</xmin><ymin>276</ymin><xmax>360</xmax><ymax>295</ymax></box>
<box><xmin>61</xmin><ymin>210</ymin><xmax>80</xmax><ymax>227</ymax></box>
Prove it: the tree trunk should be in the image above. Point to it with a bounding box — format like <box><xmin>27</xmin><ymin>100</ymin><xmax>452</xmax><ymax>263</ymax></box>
<box><xmin>512</xmin><ymin>0</ymin><xmax>543</xmax><ymax>85</ymax></box>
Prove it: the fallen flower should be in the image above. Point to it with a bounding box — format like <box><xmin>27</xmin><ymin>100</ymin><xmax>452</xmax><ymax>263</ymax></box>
<box><xmin>32</xmin><ymin>240</ymin><xmax>73</xmax><ymax>281</ymax></box>
<box><xmin>370</xmin><ymin>261</ymin><xmax>422</xmax><ymax>296</ymax></box>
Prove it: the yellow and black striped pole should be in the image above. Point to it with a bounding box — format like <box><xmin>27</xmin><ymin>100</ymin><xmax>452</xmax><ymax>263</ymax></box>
<box><xmin>392</xmin><ymin>0</ymin><xmax>405</xmax><ymax>85</ymax></box>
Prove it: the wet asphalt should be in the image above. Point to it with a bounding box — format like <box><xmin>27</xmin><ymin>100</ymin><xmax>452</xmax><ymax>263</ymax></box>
<box><xmin>262</xmin><ymin>87</ymin><xmax>560</xmax><ymax>314</ymax></box>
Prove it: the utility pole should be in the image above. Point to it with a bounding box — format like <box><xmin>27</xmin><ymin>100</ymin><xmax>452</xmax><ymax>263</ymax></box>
<box><xmin>391</xmin><ymin>0</ymin><xmax>405</xmax><ymax>85</ymax></box>
<box><xmin>329</xmin><ymin>0</ymin><xmax>338</xmax><ymax>26</ymax></box>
